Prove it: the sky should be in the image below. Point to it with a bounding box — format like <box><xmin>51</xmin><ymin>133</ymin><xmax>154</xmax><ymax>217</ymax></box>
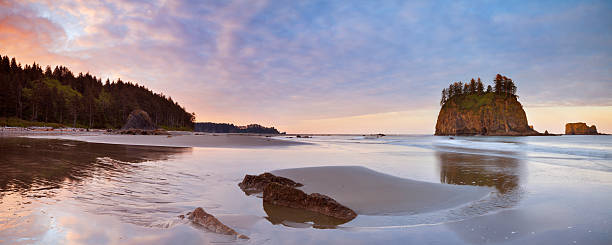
<box><xmin>1</xmin><ymin>0</ymin><xmax>611</xmax><ymax>134</ymax></box>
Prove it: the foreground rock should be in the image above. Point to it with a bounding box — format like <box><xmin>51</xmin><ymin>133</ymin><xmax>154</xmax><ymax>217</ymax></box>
<box><xmin>186</xmin><ymin>207</ymin><xmax>248</xmax><ymax>239</ymax></box>
<box><xmin>435</xmin><ymin>93</ymin><xmax>539</xmax><ymax>136</ymax></box>
<box><xmin>565</xmin><ymin>122</ymin><xmax>598</xmax><ymax>135</ymax></box>
<box><xmin>122</xmin><ymin>109</ymin><xmax>157</xmax><ymax>130</ymax></box>
<box><xmin>238</xmin><ymin>172</ymin><xmax>303</xmax><ymax>195</ymax></box>
<box><xmin>263</xmin><ymin>182</ymin><xmax>357</xmax><ymax>221</ymax></box>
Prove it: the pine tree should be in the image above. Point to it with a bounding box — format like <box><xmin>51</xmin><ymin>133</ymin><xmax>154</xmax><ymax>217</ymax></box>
<box><xmin>476</xmin><ymin>77</ymin><xmax>484</xmax><ymax>94</ymax></box>
<box><xmin>494</xmin><ymin>74</ymin><xmax>503</xmax><ymax>94</ymax></box>
<box><xmin>507</xmin><ymin>78</ymin><xmax>517</xmax><ymax>96</ymax></box>
<box><xmin>469</xmin><ymin>78</ymin><xmax>476</xmax><ymax>94</ymax></box>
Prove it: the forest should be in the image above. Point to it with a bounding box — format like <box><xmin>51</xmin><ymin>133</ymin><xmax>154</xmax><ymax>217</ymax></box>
<box><xmin>440</xmin><ymin>74</ymin><xmax>518</xmax><ymax>106</ymax></box>
<box><xmin>194</xmin><ymin>122</ymin><xmax>281</xmax><ymax>134</ymax></box>
<box><xmin>0</xmin><ymin>54</ymin><xmax>194</xmax><ymax>129</ymax></box>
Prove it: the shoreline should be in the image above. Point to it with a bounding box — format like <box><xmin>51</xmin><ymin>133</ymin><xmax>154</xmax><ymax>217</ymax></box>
<box><xmin>1</xmin><ymin>128</ymin><xmax>306</xmax><ymax>148</ymax></box>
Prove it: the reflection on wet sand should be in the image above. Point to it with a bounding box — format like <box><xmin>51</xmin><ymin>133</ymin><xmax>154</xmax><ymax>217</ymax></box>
<box><xmin>0</xmin><ymin>137</ymin><xmax>189</xmax><ymax>195</ymax></box>
<box><xmin>437</xmin><ymin>150</ymin><xmax>530</xmax><ymax>244</ymax></box>
<box><xmin>0</xmin><ymin>137</ymin><xmax>192</xmax><ymax>244</ymax></box>
<box><xmin>437</xmin><ymin>151</ymin><xmax>523</xmax><ymax>194</ymax></box>
<box><xmin>263</xmin><ymin>202</ymin><xmax>350</xmax><ymax>229</ymax></box>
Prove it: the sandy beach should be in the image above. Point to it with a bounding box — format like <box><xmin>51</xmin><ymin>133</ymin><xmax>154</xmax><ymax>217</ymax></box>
<box><xmin>272</xmin><ymin>166</ymin><xmax>491</xmax><ymax>215</ymax></box>
<box><xmin>1</xmin><ymin>128</ymin><xmax>304</xmax><ymax>148</ymax></box>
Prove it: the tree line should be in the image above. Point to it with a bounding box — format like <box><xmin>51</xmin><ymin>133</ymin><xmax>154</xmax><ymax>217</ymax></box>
<box><xmin>194</xmin><ymin>122</ymin><xmax>281</xmax><ymax>134</ymax></box>
<box><xmin>0</xmin><ymin>54</ymin><xmax>194</xmax><ymax>129</ymax></box>
<box><xmin>440</xmin><ymin>74</ymin><xmax>517</xmax><ymax>106</ymax></box>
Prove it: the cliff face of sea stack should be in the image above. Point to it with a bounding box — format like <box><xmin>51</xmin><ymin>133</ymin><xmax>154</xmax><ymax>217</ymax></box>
<box><xmin>565</xmin><ymin>123</ymin><xmax>598</xmax><ymax>135</ymax></box>
<box><xmin>435</xmin><ymin>93</ymin><xmax>539</xmax><ymax>136</ymax></box>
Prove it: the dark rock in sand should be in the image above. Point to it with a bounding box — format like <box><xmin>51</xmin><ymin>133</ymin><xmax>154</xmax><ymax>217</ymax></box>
<box><xmin>263</xmin><ymin>182</ymin><xmax>357</xmax><ymax>221</ymax></box>
<box><xmin>238</xmin><ymin>172</ymin><xmax>303</xmax><ymax>195</ymax></box>
<box><xmin>116</xmin><ymin>128</ymin><xmax>170</xmax><ymax>135</ymax></box>
<box><xmin>187</xmin><ymin>207</ymin><xmax>249</xmax><ymax>239</ymax></box>
<box><xmin>122</xmin><ymin>109</ymin><xmax>157</xmax><ymax>130</ymax></box>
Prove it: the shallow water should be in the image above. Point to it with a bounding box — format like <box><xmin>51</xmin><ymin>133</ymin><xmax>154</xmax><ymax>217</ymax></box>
<box><xmin>1</xmin><ymin>135</ymin><xmax>611</xmax><ymax>244</ymax></box>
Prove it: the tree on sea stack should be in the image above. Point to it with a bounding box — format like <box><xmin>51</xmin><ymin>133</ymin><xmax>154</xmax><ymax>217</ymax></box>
<box><xmin>122</xmin><ymin>109</ymin><xmax>157</xmax><ymax>130</ymax></box>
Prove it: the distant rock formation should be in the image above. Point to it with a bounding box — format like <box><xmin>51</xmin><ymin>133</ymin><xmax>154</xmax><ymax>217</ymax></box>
<box><xmin>186</xmin><ymin>207</ymin><xmax>249</xmax><ymax>239</ymax></box>
<box><xmin>122</xmin><ymin>110</ymin><xmax>157</xmax><ymax>130</ymax></box>
<box><xmin>435</xmin><ymin>93</ymin><xmax>539</xmax><ymax>136</ymax></box>
<box><xmin>194</xmin><ymin>122</ymin><xmax>281</xmax><ymax>134</ymax></box>
<box><xmin>238</xmin><ymin>172</ymin><xmax>303</xmax><ymax>195</ymax></box>
<box><xmin>263</xmin><ymin>182</ymin><xmax>357</xmax><ymax>221</ymax></box>
<box><xmin>565</xmin><ymin>122</ymin><xmax>598</xmax><ymax>135</ymax></box>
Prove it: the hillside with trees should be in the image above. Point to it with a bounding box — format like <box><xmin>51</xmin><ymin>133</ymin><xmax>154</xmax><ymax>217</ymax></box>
<box><xmin>0</xmin><ymin>54</ymin><xmax>194</xmax><ymax>129</ymax></box>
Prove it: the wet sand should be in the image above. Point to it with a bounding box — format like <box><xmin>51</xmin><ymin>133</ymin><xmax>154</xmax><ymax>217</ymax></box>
<box><xmin>1</xmin><ymin>135</ymin><xmax>610</xmax><ymax>244</ymax></box>
<box><xmin>272</xmin><ymin>166</ymin><xmax>492</xmax><ymax>215</ymax></box>
<box><xmin>23</xmin><ymin>133</ymin><xmax>304</xmax><ymax>148</ymax></box>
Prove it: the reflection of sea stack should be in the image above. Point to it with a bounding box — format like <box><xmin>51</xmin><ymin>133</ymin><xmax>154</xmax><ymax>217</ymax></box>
<box><xmin>435</xmin><ymin>75</ymin><xmax>539</xmax><ymax>136</ymax></box>
<box><xmin>437</xmin><ymin>151</ymin><xmax>521</xmax><ymax>194</ymax></box>
<box><xmin>565</xmin><ymin>122</ymin><xmax>598</xmax><ymax>135</ymax></box>
<box><xmin>122</xmin><ymin>109</ymin><xmax>157</xmax><ymax>130</ymax></box>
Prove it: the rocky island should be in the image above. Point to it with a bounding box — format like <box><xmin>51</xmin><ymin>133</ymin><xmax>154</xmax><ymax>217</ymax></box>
<box><xmin>435</xmin><ymin>74</ymin><xmax>539</xmax><ymax>136</ymax></box>
<box><xmin>565</xmin><ymin>122</ymin><xmax>598</xmax><ymax>135</ymax></box>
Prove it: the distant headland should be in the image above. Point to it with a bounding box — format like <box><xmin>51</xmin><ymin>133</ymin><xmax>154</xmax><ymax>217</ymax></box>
<box><xmin>435</xmin><ymin>74</ymin><xmax>539</xmax><ymax>136</ymax></box>
<box><xmin>195</xmin><ymin>122</ymin><xmax>282</xmax><ymax>134</ymax></box>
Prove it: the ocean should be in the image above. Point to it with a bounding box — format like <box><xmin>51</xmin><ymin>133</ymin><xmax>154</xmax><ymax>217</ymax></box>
<box><xmin>1</xmin><ymin>135</ymin><xmax>611</xmax><ymax>244</ymax></box>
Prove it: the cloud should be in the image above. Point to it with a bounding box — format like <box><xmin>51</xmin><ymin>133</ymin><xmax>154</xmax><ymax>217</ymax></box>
<box><xmin>1</xmin><ymin>0</ymin><xmax>610</xmax><ymax>133</ymax></box>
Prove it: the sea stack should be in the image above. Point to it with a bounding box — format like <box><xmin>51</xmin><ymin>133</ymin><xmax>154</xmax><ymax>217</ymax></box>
<box><xmin>565</xmin><ymin>123</ymin><xmax>598</xmax><ymax>135</ymax></box>
<box><xmin>435</xmin><ymin>74</ymin><xmax>539</xmax><ymax>136</ymax></box>
<box><xmin>122</xmin><ymin>109</ymin><xmax>157</xmax><ymax>130</ymax></box>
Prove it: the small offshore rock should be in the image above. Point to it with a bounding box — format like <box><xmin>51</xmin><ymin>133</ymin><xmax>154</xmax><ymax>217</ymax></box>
<box><xmin>188</xmin><ymin>207</ymin><xmax>249</xmax><ymax>239</ymax></box>
<box><xmin>238</xmin><ymin>172</ymin><xmax>303</xmax><ymax>195</ymax></box>
<box><xmin>565</xmin><ymin>122</ymin><xmax>598</xmax><ymax>135</ymax></box>
<box><xmin>263</xmin><ymin>182</ymin><xmax>357</xmax><ymax>221</ymax></box>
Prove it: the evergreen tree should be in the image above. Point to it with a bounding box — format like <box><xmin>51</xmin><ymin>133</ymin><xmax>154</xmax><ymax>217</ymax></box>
<box><xmin>476</xmin><ymin>77</ymin><xmax>484</xmax><ymax>94</ymax></box>
<box><xmin>494</xmin><ymin>74</ymin><xmax>503</xmax><ymax>94</ymax></box>
<box><xmin>469</xmin><ymin>78</ymin><xmax>476</xmax><ymax>94</ymax></box>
